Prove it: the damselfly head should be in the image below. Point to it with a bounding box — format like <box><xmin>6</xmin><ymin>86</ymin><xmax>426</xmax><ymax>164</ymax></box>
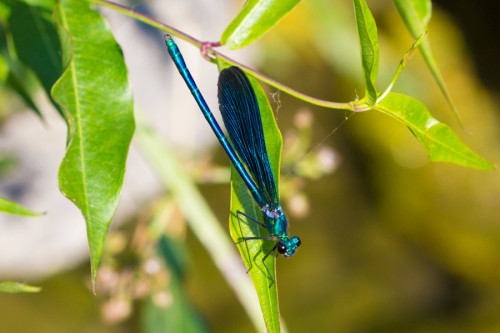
<box><xmin>278</xmin><ymin>236</ymin><xmax>301</xmax><ymax>257</ymax></box>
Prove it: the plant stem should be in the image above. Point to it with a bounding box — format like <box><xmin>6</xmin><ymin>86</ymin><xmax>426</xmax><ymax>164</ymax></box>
<box><xmin>89</xmin><ymin>0</ymin><xmax>361</xmax><ymax>112</ymax></box>
<box><xmin>377</xmin><ymin>32</ymin><xmax>427</xmax><ymax>104</ymax></box>
<box><xmin>215</xmin><ymin>54</ymin><xmax>353</xmax><ymax>110</ymax></box>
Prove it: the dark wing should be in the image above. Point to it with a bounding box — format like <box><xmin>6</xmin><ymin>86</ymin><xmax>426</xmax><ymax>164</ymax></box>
<box><xmin>217</xmin><ymin>66</ymin><xmax>279</xmax><ymax>206</ymax></box>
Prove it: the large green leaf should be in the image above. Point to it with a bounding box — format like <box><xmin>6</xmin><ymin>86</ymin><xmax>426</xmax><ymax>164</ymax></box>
<box><xmin>217</xmin><ymin>59</ymin><xmax>281</xmax><ymax>333</ymax></box>
<box><xmin>0</xmin><ymin>197</ymin><xmax>41</xmax><ymax>217</ymax></box>
<box><xmin>7</xmin><ymin>0</ymin><xmax>62</xmax><ymax>115</ymax></box>
<box><xmin>221</xmin><ymin>0</ymin><xmax>302</xmax><ymax>50</ymax></box>
<box><xmin>374</xmin><ymin>93</ymin><xmax>494</xmax><ymax>170</ymax></box>
<box><xmin>52</xmin><ymin>0</ymin><xmax>134</xmax><ymax>289</ymax></box>
<box><xmin>393</xmin><ymin>0</ymin><xmax>461</xmax><ymax>124</ymax></box>
<box><xmin>353</xmin><ymin>0</ymin><xmax>379</xmax><ymax>105</ymax></box>
<box><xmin>0</xmin><ymin>281</ymin><xmax>41</xmax><ymax>293</ymax></box>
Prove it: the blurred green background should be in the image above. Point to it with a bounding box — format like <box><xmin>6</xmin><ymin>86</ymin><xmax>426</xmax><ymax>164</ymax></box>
<box><xmin>1</xmin><ymin>0</ymin><xmax>500</xmax><ymax>332</ymax></box>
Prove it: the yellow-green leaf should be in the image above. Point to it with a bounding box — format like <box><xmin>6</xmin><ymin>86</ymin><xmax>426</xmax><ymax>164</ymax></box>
<box><xmin>374</xmin><ymin>93</ymin><xmax>494</xmax><ymax>170</ymax></box>
<box><xmin>0</xmin><ymin>197</ymin><xmax>41</xmax><ymax>217</ymax></box>
<box><xmin>0</xmin><ymin>281</ymin><xmax>41</xmax><ymax>293</ymax></box>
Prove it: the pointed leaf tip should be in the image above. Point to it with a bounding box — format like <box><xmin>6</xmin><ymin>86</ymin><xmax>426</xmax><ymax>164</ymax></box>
<box><xmin>0</xmin><ymin>197</ymin><xmax>42</xmax><ymax>217</ymax></box>
<box><xmin>353</xmin><ymin>0</ymin><xmax>379</xmax><ymax>105</ymax></box>
<box><xmin>0</xmin><ymin>282</ymin><xmax>41</xmax><ymax>293</ymax></box>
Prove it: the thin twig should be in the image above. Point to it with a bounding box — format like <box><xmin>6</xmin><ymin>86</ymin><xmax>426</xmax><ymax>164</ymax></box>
<box><xmin>90</xmin><ymin>0</ymin><xmax>363</xmax><ymax>112</ymax></box>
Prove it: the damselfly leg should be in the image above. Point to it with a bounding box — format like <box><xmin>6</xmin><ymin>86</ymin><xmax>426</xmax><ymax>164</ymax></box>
<box><xmin>236</xmin><ymin>210</ymin><xmax>276</xmax><ymax>283</ymax></box>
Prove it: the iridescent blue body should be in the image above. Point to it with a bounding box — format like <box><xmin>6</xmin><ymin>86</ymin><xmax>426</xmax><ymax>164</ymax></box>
<box><xmin>164</xmin><ymin>35</ymin><xmax>300</xmax><ymax>277</ymax></box>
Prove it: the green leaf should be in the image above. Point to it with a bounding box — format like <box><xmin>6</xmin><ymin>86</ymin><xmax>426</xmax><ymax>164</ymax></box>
<box><xmin>393</xmin><ymin>0</ymin><xmax>461</xmax><ymax>125</ymax></box>
<box><xmin>0</xmin><ymin>197</ymin><xmax>42</xmax><ymax>217</ymax></box>
<box><xmin>217</xmin><ymin>59</ymin><xmax>281</xmax><ymax>333</ymax></box>
<box><xmin>7</xmin><ymin>0</ymin><xmax>63</xmax><ymax>116</ymax></box>
<box><xmin>0</xmin><ymin>281</ymin><xmax>41</xmax><ymax>293</ymax></box>
<box><xmin>394</xmin><ymin>0</ymin><xmax>432</xmax><ymax>27</ymax></box>
<box><xmin>142</xmin><ymin>236</ymin><xmax>207</xmax><ymax>333</ymax></box>
<box><xmin>374</xmin><ymin>93</ymin><xmax>494</xmax><ymax>170</ymax></box>
<box><xmin>52</xmin><ymin>0</ymin><xmax>135</xmax><ymax>290</ymax></box>
<box><xmin>0</xmin><ymin>2</ymin><xmax>49</xmax><ymax>118</ymax></box>
<box><xmin>353</xmin><ymin>0</ymin><xmax>379</xmax><ymax>105</ymax></box>
<box><xmin>142</xmin><ymin>291</ymin><xmax>206</xmax><ymax>333</ymax></box>
<box><xmin>0</xmin><ymin>54</ymin><xmax>6</xmax><ymax>78</ymax></box>
<box><xmin>0</xmin><ymin>55</ymin><xmax>43</xmax><ymax>118</ymax></box>
<box><xmin>221</xmin><ymin>0</ymin><xmax>302</xmax><ymax>50</ymax></box>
